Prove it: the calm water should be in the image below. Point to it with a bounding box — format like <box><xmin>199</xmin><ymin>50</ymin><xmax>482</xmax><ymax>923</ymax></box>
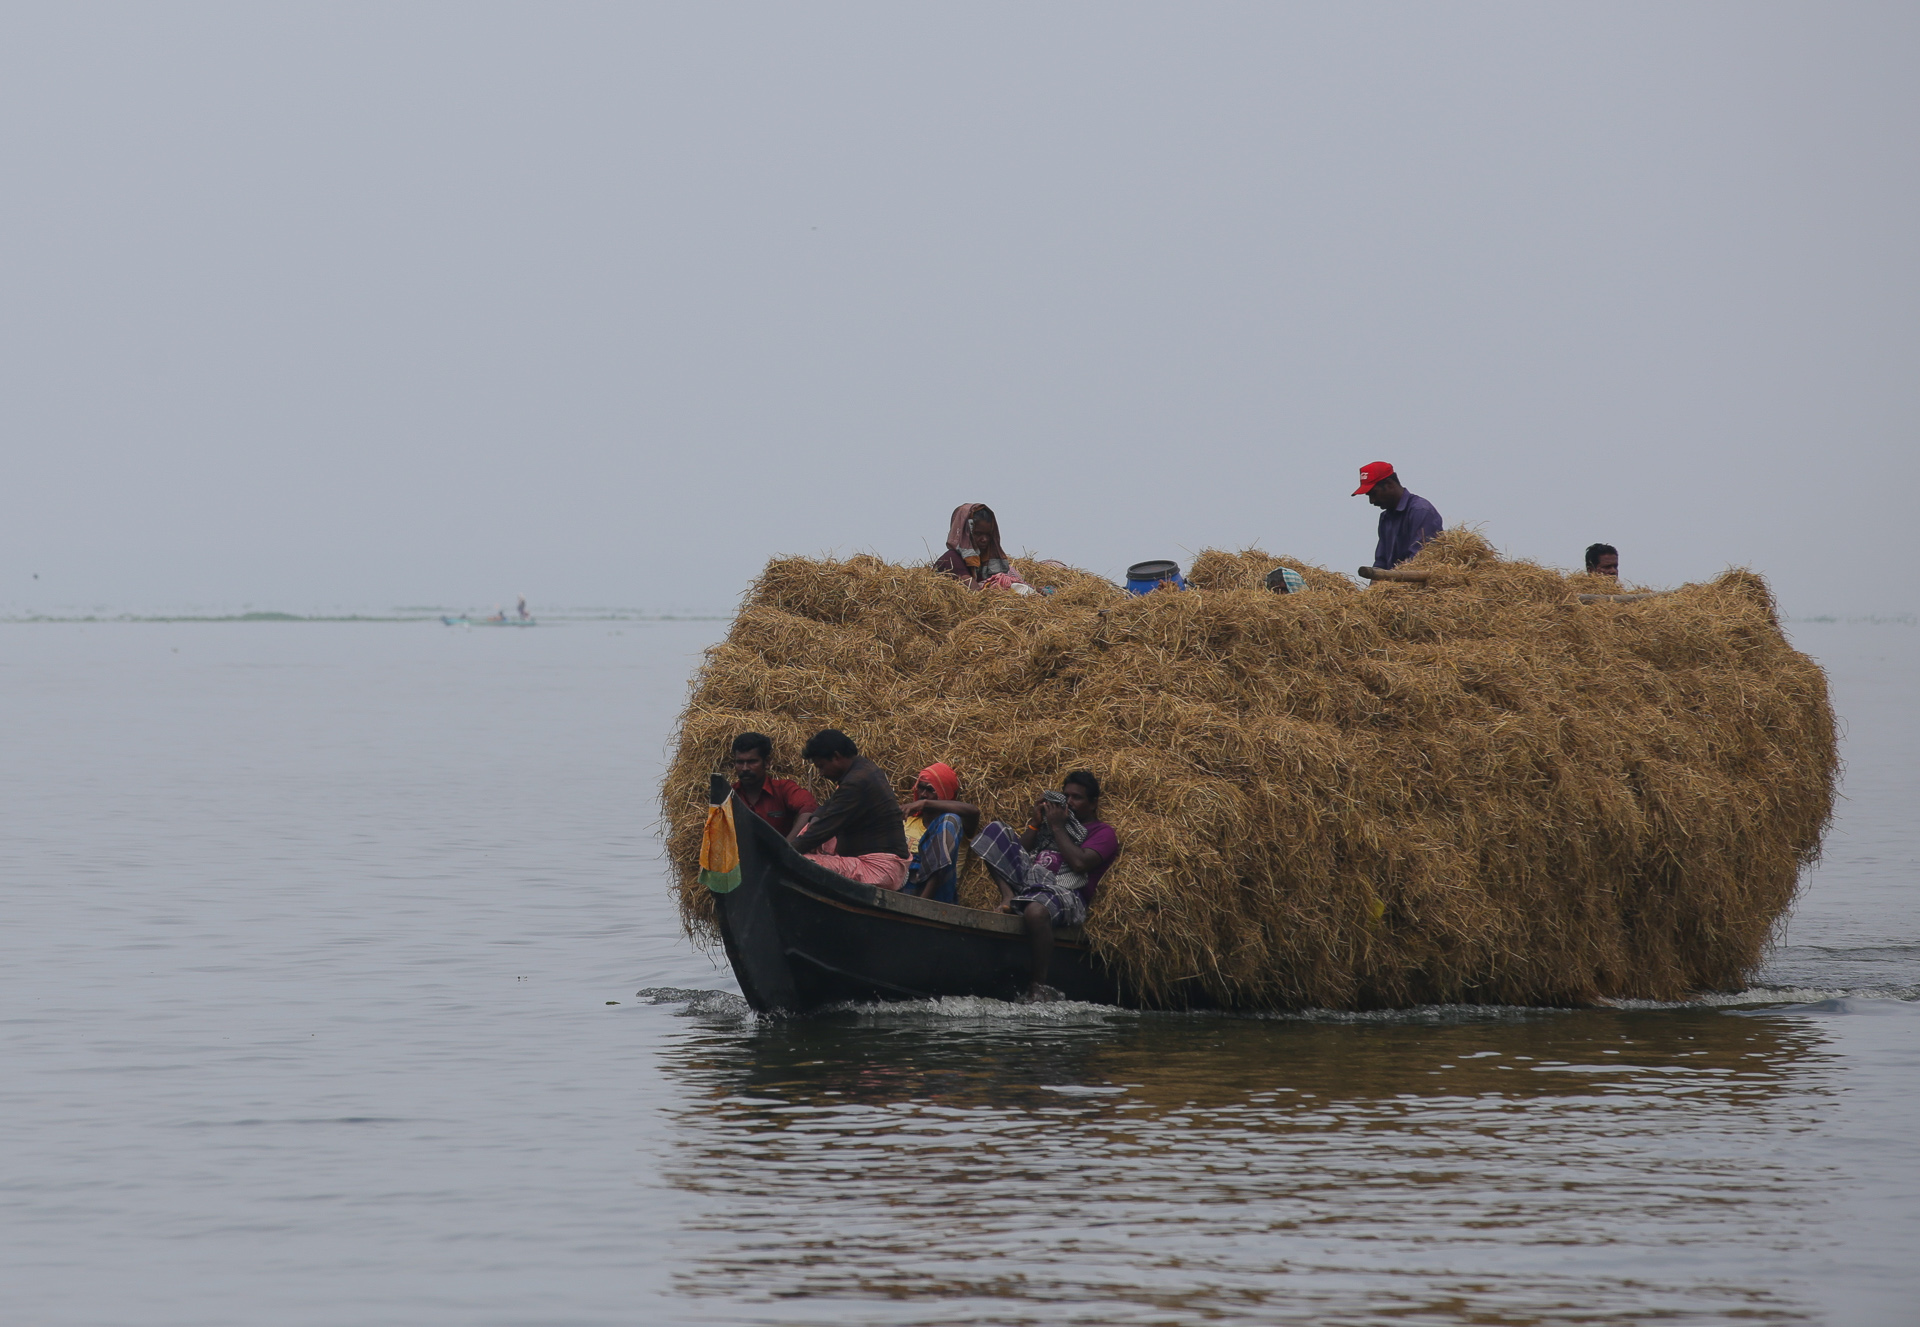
<box><xmin>2</xmin><ymin>619</ymin><xmax>1915</xmax><ymax>1326</ymax></box>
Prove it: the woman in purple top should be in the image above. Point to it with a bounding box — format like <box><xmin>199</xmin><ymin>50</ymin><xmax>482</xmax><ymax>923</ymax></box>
<box><xmin>969</xmin><ymin>770</ymin><xmax>1121</xmax><ymax>1001</ymax></box>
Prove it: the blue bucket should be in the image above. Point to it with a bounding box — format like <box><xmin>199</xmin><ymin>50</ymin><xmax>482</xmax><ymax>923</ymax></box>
<box><xmin>1124</xmin><ymin>560</ymin><xmax>1186</xmax><ymax>595</ymax></box>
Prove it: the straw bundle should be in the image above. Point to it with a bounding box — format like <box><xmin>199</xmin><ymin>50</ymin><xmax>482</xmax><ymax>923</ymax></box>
<box><xmin>661</xmin><ymin>531</ymin><xmax>1836</xmax><ymax>1009</ymax></box>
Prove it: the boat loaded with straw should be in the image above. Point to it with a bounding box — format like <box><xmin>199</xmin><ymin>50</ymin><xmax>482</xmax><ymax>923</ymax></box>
<box><xmin>662</xmin><ymin>530</ymin><xmax>1837</xmax><ymax>1012</ymax></box>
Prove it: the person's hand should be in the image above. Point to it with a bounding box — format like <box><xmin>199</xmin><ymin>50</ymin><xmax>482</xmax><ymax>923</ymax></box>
<box><xmin>1042</xmin><ymin>799</ymin><xmax>1069</xmax><ymax>827</ymax></box>
<box><xmin>903</xmin><ymin>799</ymin><xmax>927</xmax><ymax>817</ymax></box>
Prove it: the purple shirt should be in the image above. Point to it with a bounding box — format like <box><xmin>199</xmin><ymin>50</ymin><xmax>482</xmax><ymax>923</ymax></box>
<box><xmin>1076</xmin><ymin>821</ymin><xmax>1121</xmax><ymax>904</ymax></box>
<box><xmin>1373</xmin><ymin>492</ymin><xmax>1443</xmax><ymax>569</ymax></box>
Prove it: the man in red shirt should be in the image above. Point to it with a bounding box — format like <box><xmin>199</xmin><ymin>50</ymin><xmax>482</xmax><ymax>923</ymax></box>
<box><xmin>729</xmin><ymin>732</ymin><xmax>818</xmax><ymax>841</ymax></box>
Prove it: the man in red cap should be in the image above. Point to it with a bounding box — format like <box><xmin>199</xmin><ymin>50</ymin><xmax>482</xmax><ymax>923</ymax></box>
<box><xmin>1353</xmin><ymin>462</ymin><xmax>1443</xmax><ymax>570</ymax></box>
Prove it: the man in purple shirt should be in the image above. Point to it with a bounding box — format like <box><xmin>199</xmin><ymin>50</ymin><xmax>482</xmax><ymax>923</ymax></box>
<box><xmin>1353</xmin><ymin>461</ymin><xmax>1443</xmax><ymax>569</ymax></box>
<box><xmin>969</xmin><ymin>770</ymin><xmax>1121</xmax><ymax>1001</ymax></box>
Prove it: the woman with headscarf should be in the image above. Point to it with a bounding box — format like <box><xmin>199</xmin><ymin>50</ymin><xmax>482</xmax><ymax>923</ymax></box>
<box><xmin>900</xmin><ymin>761</ymin><xmax>978</xmax><ymax>904</ymax></box>
<box><xmin>933</xmin><ymin>504</ymin><xmax>1029</xmax><ymax>591</ymax></box>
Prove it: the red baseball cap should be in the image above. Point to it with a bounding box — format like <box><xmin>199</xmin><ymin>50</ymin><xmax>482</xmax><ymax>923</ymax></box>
<box><xmin>1352</xmin><ymin>461</ymin><xmax>1395</xmax><ymax>496</ymax></box>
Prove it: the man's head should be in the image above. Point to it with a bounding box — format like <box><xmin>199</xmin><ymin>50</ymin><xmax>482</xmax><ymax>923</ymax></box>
<box><xmin>1585</xmin><ymin>543</ymin><xmax>1619</xmax><ymax>577</ymax></box>
<box><xmin>1062</xmin><ymin>769</ymin><xmax>1102</xmax><ymax>819</ymax></box>
<box><xmin>730</xmin><ymin>732</ymin><xmax>773</xmax><ymax>789</ymax></box>
<box><xmin>800</xmin><ymin>728</ymin><xmax>859</xmax><ymax>782</ymax></box>
<box><xmin>1353</xmin><ymin>462</ymin><xmax>1405</xmax><ymax>510</ymax></box>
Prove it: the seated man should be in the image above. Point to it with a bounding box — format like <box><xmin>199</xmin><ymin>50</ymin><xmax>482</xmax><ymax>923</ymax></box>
<box><xmin>729</xmin><ymin>731</ymin><xmax>817</xmax><ymax>841</ymax></box>
<box><xmin>968</xmin><ymin>770</ymin><xmax>1121</xmax><ymax>1000</ymax></box>
<box><xmin>900</xmin><ymin>762</ymin><xmax>979</xmax><ymax>904</ymax></box>
<box><xmin>791</xmin><ymin>729</ymin><xmax>911</xmax><ymax>890</ymax></box>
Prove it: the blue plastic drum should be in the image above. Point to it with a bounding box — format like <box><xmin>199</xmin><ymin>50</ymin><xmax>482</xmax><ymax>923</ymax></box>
<box><xmin>1125</xmin><ymin>560</ymin><xmax>1186</xmax><ymax>595</ymax></box>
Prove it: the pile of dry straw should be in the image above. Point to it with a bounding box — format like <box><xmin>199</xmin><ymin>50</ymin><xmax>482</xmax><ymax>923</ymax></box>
<box><xmin>662</xmin><ymin>531</ymin><xmax>1836</xmax><ymax>1009</ymax></box>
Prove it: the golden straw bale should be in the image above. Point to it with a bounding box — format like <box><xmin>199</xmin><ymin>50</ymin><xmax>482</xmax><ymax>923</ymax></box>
<box><xmin>1187</xmin><ymin>548</ymin><xmax>1358</xmax><ymax>595</ymax></box>
<box><xmin>659</xmin><ymin>534</ymin><xmax>1837</xmax><ymax>1009</ymax></box>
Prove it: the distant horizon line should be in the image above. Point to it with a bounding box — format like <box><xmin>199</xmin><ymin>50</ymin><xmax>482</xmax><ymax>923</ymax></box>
<box><xmin>0</xmin><ymin>608</ymin><xmax>733</xmax><ymax>624</ymax></box>
<box><xmin>0</xmin><ymin>607</ymin><xmax>1911</xmax><ymax>627</ymax></box>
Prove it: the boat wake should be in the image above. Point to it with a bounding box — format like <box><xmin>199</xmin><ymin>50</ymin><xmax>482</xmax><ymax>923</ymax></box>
<box><xmin>1604</xmin><ymin>984</ymin><xmax>1920</xmax><ymax>1012</ymax></box>
<box><xmin>631</xmin><ymin>984</ymin><xmax>1920</xmax><ymax>1025</ymax></box>
<box><xmin>634</xmin><ymin>987</ymin><xmax>755</xmax><ymax>1021</ymax></box>
<box><xmin>832</xmin><ymin>994</ymin><xmax>1134</xmax><ymax>1024</ymax></box>
<box><xmin>1237</xmin><ymin>986</ymin><xmax>1920</xmax><ymax>1021</ymax></box>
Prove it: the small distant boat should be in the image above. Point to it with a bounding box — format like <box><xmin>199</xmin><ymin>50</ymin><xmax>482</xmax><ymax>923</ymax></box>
<box><xmin>440</xmin><ymin>613</ymin><xmax>535</xmax><ymax>627</ymax></box>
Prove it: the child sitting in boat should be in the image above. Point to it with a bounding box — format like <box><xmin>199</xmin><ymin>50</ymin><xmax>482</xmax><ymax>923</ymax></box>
<box><xmin>900</xmin><ymin>762</ymin><xmax>980</xmax><ymax>904</ymax></box>
<box><xmin>969</xmin><ymin>771</ymin><xmax>1121</xmax><ymax>999</ymax></box>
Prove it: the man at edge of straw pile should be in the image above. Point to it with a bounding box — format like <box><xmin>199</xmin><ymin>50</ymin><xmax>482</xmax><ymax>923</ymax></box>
<box><xmin>969</xmin><ymin>771</ymin><xmax>1122</xmax><ymax>1002</ymax></box>
<box><xmin>1353</xmin><ymin>461</ymin><xmax>1443</xmax><ymax>570</ymax></box>
<box><xmin>728</xmin><ymin>731</ymin><xmax>817</xmax><ymax>841</ymax></box>
<box><xmin>791</xmin><ymin>729</ymin><xmax>912</xmax><ymax>890</ymax></box>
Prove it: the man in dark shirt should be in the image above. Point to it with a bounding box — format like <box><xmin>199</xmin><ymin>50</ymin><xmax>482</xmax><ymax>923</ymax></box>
<box><xmin>729</xmin><ymin>732</ymin><xmax>817</xmax><ymax>840</ymax></box>
<box><xmin>1353</xmin><ymin>462</ymin><xmax>1443</xmax><ymax>569</ymax></box>
<box><xmin>791</xmin><ymin>729</ymin><xmax>911</xmax><ymax>890</ymax></box>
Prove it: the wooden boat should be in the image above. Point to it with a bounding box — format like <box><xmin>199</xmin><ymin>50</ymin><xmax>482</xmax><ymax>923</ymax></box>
<box><xmin>705</xmin><ymin>775</ymin><xmax>1134</xmax><ymax>1013</ymax></box>
<box><xmin>440</xmin><ymin>614</ymin><xmax>536</xmax><ymax>627</ymax></box>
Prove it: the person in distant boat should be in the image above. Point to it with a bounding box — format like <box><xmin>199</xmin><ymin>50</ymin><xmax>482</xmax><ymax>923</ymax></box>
<box><xmin>1585</xmin><ymin>543</ymin><xmax>1619</xmax><ymax>578</ymax></box>
<box><xmin>901</xmin><ymin>762</ymin><xmax>979</xmax><ymax>904</ymax></box>
<box><xmin>1353</xmin><ymin>463</ymin><xmax>1443</xmax><ymax>570</ymax></box>
<box><xmin>969</xmin><ymin>770</ymin><xmax>1121</xmax><ymax>1000</ymax></box>
<box><xmin>729</xmin><ymin>732</ymin><xmax>818</xmax><ymax>841</ymax></box>
<box><xmin>792</xmin><ymin>729</ymin><xmax>912</xmax><ymax>890</ymax></box>
<box><xmin>517</xmin><ymin>595</ymin><xmax>531</xmax><ymax>620</ymax></box>
<box><xmin>933</xmin><ymin>504</ymin><xmax>1029</xmax><ymax>591</ymax></box>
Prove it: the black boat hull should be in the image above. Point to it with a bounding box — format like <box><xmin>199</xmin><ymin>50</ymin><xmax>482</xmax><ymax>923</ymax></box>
<box><xmin>707</xmin><ymin>778</ymin><xmax>1131</xmax><ymax>1014</ymax></box>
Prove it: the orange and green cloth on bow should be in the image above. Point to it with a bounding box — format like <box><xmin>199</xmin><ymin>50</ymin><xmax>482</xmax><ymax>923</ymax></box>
<box><xmin>699</xmin><ymin>799</ymin><xmax>742</xmax><ymax>894</ymax></box>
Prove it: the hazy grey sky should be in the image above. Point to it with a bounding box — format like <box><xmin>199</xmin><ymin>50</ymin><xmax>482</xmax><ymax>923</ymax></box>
<box><xmin>3</xmin><ymin>3</ymin><xmax>1914</xmax><ymax>616</ymax></box>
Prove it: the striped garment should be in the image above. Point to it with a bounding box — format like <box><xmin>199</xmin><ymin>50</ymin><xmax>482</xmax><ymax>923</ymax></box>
<box><xmin>969</xmin><ymin>820</ymin><xmax>1089</xmax><ymax>927</ymax></box>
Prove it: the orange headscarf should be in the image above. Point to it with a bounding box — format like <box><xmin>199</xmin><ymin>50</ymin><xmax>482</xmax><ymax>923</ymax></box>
<box><xmin>916</xmin><ymin>762</ymin><xmax>960</xmax><ymax>803</ymax></box>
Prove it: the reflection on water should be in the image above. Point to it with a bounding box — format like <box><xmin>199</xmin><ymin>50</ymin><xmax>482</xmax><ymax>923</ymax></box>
<box><xmin>657</xmin><ymin>1001</ymin><xmax>1837</xmax><ymax>1324</ymax></box>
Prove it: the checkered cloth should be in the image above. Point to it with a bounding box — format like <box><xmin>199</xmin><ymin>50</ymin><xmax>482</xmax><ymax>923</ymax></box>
<box><xmin>969</xmin><ymin>821</ymin><xmax>1089</xmax><ymax>927</ymax></box>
